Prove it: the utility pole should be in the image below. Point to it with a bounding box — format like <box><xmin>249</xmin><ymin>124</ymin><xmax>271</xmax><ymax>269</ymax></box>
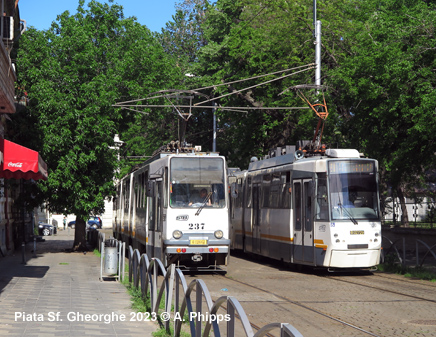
<box><xmin>212</xmin><ymin>101</ymin><xmax>217</xmax><ymax>152</ymax></box>
<box><xmin>314</xmin><ymin>0</ymin><xmax>322</xmax><ymax>93</ymax></box>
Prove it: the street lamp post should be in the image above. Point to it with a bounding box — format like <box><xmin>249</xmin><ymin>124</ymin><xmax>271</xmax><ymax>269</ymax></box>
<box><xmin>109</xmin><ymin>134</ymin><xmax>124</xmax><ymax>181</ymax></box>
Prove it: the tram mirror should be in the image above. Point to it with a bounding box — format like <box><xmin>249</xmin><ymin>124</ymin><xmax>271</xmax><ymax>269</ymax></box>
<box><xmin>230</xmin><ymin>182</ymin><xmax>238</xmax><ymax>198</ymax></box>
<box><xmin>146</xmin><ymin>180</ymin><xmax>156</xmax><ymax>197</ymax></box>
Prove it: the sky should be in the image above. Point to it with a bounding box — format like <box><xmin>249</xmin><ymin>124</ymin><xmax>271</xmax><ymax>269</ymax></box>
<box><xmin>18</xmin><ymin>0</ymin><xmax>178</xmax><ymax>33</ymax></box>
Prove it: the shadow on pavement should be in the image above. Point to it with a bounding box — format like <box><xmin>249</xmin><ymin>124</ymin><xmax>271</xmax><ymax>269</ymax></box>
<box><xmin>0</xmin><ymin>230</ymin><xmax>75</xmax><ymax>296</ymax></box>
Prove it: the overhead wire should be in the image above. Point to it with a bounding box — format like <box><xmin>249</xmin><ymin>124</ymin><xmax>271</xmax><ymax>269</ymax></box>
<box><xmin>113</xmin><ymin>104</ymin><xmax>308</xmax><ymax>110</ymax></box>
<box><xmin>189</xmin><ymin>64</ymin><xmax>316</xmax><ymax>92</ymax></box>
<box><xmin>113</xmin><ymin>1</ymin><xmax>314</xmax><ymax>113</ymax></box>
<box><xmin>194</xmin><ymin>65</ymin><xmax>316</xmax><ymax>106</ymax></box>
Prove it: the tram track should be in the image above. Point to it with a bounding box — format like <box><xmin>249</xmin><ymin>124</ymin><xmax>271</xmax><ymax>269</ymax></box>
<box><xmin>182</xmin><ymin>257</ymin><xmax>436</xmax><ymax>336</ymax></box>
<box><xmin>323</xmin><ymin>274</ymin><xmax>436</xmax><ymax>304</ymax></box>
<box><xmin>372</xmin><ymin>272</ymin><xmax>436</xmax><ymax>288</ymax></box>
<box><xmin>213</xmin><ymin>273</ymin><xmax>382</xmax><ymax>337</ymax></box>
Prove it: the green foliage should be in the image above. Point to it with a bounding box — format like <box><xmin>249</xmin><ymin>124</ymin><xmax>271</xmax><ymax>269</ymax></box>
<box><xmin>328</xmin><ymin>0</ymin><xmax>436</xmax><ymax>191</ymax></box>
<box><xmin>183</xmin><ymin>0</ymin><xmax>350</xmax><ymax>167</ymax></box>
<box><xmin>16</xmin><ymin>1</ymin><xmax>180</xmax><ymax>248</ymax></box>
<box><xmin>159</xmin><ymin>0</ymin><xmax>209</xmax><ymax>71</ymax></box>
<box><xmin>125</xmin><ymin>283</ymin><xmax>152</xmax><ymax>313</ymax></box>
<box><xmin>17</xmin><ymin>0</ymin><xmax>179</xmax><ymax>213</ymax></box>
<box><xmin>14</xmin><ymin>0</ymin><xmax>436</xmax><ymax>230</ymax></box>
<box><xmin>93</xmin><ymin>248</ymin><xmax>101</xmax><ymax>257</ymax></box>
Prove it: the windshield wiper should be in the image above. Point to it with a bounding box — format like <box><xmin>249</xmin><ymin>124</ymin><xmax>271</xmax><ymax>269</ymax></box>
<box><xmin>337</xmin><ymin>202</ymin><xmax>358</xmax><ymax>225</ymax></box>
<box><xmin>195</xmin><ymin>192</ymin><xmax>213</xmax><ymax>216</ymax></box>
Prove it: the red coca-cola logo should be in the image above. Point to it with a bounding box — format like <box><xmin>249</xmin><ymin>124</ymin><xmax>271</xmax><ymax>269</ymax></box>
<box><xmin>8</xmin><ymin>162</ymin><xmax>23</xmax><ymax>168</ymax></box>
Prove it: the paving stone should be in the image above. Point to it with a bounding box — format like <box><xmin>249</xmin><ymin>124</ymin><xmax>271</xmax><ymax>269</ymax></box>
<box><xmin>0</xmin><ymin>230</ymin><xmax>158</xmax><ymax>337</ymax></box>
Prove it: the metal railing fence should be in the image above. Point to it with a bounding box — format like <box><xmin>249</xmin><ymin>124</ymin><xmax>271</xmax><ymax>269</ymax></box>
<box><xmin>124</xmin><ymin>243</ymin><xmax>303</xmax><ymax>337</ymax></box>
<box><xmin>381</xmin><ymin>236</ymin><xmax>436</xmax><ymax>268</ymax></box>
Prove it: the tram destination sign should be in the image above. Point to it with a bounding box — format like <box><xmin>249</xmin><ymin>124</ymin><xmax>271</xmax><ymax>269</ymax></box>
<box><xmin>329</xmin><ymin>161</ymin><xmax>374</xmax><ymax>174</ymax></box>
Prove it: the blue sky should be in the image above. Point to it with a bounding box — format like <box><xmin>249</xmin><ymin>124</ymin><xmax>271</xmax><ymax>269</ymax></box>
<box><xmin>19</xmin><ymin>0</ymin><xmax>178</xmax><ymax>32</ymax></box>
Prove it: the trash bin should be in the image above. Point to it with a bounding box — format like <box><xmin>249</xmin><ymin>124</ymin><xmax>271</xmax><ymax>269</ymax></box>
<box><xmin>104</xmin><ymin>246</ymin><xmax>118</xmax><ymax>275</ymax></box>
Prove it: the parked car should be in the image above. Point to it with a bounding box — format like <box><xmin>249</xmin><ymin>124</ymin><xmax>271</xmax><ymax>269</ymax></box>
<box><xmin>38</xmin><ymin>222</ymin><xmax>57</xmax><ymax>236</ymax></box>
<box><xmin>68</xmin><ymin>217</ymin><xmax>102</xmax><ymax>230</ymax></box>
<box><xmin>88</xmin><ymin>216</ymin><xmax>102</xmax><ymax>229</ymax></box>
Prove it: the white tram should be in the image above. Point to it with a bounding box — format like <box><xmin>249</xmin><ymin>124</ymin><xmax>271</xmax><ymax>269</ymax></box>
<box><xmin>113</xmin><ymin>147</ymin><xmax>230</xmax><ymax>270</ymax></box>
<box><xmin>229</xmin><ymin>146</ymin><xmax>382</xmax><ymax>269</ymax></box>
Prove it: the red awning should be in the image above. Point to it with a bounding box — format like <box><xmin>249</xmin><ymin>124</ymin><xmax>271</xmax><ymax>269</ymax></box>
<box><xmin>0</xmin><ymin>138</ymin><xmax>48</xmax><ymax>180</ymax></box>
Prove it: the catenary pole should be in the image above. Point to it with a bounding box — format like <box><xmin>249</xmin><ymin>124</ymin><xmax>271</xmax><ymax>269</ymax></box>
<box><xmin>314</xmin><ymin>0</ymin><xmax>321</xmax><ymax>93</ymax></box>
<box><xmin>213</xmin><ymin>101</ymin><xmax>217</xmax><ymax>152</ymax></box>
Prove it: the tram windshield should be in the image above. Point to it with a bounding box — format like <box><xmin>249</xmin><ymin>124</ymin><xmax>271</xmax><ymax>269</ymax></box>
<box><xmin>328</xmin><ymin>160</ymin><xmax>379</xmax><ymax>221</ymax></box>
<box><xmin>169</xmin><ymin>157</ymin><xmax>226</xmax><ymax>208</ymax></box>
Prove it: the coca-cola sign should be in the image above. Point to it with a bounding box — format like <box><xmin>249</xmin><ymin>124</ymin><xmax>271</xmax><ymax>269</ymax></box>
<box><xmin>8</xmin><ymin>162</ymin><xmax>23</xmax><ymax>168</ymax></box>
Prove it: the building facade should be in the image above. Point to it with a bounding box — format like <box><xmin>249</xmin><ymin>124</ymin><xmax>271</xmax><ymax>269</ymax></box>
<box><xmin>0</xmin><ymin>0</ymin><xmax>49</xmax><ymax>255</ymax></box>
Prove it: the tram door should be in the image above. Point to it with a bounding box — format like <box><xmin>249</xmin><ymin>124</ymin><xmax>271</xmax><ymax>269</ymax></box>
<box><xmin>147</xmin><ymin>180</ymin><xmax>163</xmax><ymax>261</ymax></box>
<box><xmin>252</xmin><ymin>184</ymin><xmax>261</xmax><ymax>254</ymax></box>
<box><xmin>293</xmin><ymin>179</ymin><xmax>314</xmax><ymax>264</ymax></box>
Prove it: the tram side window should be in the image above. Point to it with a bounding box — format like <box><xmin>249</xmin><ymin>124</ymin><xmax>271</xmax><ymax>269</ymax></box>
<box><xmin>163</xmin><ymin>168</ymin><xmax>168</xmax><ymax>208</ymax></box>
<box><xmin>246</xmin><ymin>177</ymin><xmax>252</xmax><ymax>208</ymax></box>
<box><xmin>114</xmin><ymin>186</ymin><xmax>120</xmax><ymax>211</ymax></box>
<box><xmin>234</xmin><ymin>179</ymin><xmax>243</xmax><ymax>208</ymax></box>
<box><xmin>148</xmin><ymin>196</ymin><xmax>154</xmax><ymax>231</ymax></box>
<box><xmin>135</xmin><ymin>182</ymin><xmax>139</xmax><ymax>208</ymax></box>
<box><xmin>136</xmin><ymin>172</ymin><xmax>148</xmax><ymax>210</ymax></box>
<box><xmin>124</xmin><ymin>180</ymin><xmax>130</xmax><ymax>210</ymax></box>
<box><xmin>304</xmin><ymin>181</ymin><xmax>312</xmax><ymax>232</ymax></box>
<box><xmin>157</xmin><ymin>182</ymin><xmax>163</xmax><ymax>231</ymax></box>
<box><xmin>316</xmin><ymin>174</ymin><xmax>329</xmax><ymax>220</ymax></box>
<box><xmin>138</xmin><ymin>175</ymin><xmax>142</xmax><ymax>208</ymax></box>
<box><xmin>294</xmin><ymin>182</ymin><xmax>302</xmax><ymax>231</ymax></box>
<box><xmin>262</xmin><ymin>174</ymin><xmax>271</xmax><ymax>208</ymax></box>
<box><xmin>270</xmin><ymin>173</ymin><xmax>281</xmax><ymax>208</ymax></box>
<box><xmin>142</xmin><ymin>173</ymin><xmax>147</xmax><ymax>208</ymax></box>
<box><xmin>139</xmin><ymin>173</ymin><xmax>144</xmax><ymax>208</ymax></box>
<box><xmin>137</xmin><ymin>175</ymin><xmax>141</xmax><ymax>207</ymax></box>
<box><xmin>281</xmin><ymin>171</ymin><xmax>291</xmax><ymax>209</ymax></box>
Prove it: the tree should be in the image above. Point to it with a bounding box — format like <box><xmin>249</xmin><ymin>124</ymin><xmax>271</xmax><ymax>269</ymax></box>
<box><xmin>159</xmin><ymin>0</ymin><xmax>209</xmax><ymax>70</ymax></box>
<box><xmin>17</xmin><ymin>0</ymin><xmax>180</xmax><ymax>249</ymax></box>
<box><xmin>157</xmin><ymin>0</ymin><xmax>355</xmax><ymax>167</ymax></box>
<box><xmin>184</xmin><ymin>0</ymin><xmax>350</xmax><ymax>167</ymax></box>
<box><xmin>327</xmin><ymin>0</ymin><xmax>436</xmax><ymax>225</ymax></box>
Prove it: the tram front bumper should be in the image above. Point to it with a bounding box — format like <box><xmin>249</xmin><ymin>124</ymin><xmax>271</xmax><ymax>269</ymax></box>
<box><xmin>328</xmin><ymin>249</ymin><xmax>381</xmax><ymax>268</ymax></box>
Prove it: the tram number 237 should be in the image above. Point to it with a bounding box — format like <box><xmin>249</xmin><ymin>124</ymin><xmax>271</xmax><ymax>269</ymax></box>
<box><xmin>189</xmin><ymin>223</ymin><xmax>205</xmax><ymax>230</ymax></box>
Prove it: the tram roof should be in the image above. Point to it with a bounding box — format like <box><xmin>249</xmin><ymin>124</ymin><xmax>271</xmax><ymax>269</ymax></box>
<box><xmin>248</xmin><ymin>153</ymin><xmax>296</xmax><ymax>171</ymax></box>
<box><xmin>139</xmin><ymin>151</ymin><xmax>222</xmax><ymax>168</ymax></box>
<box><xmin>247</xmin><ymin>148</ymin><xmax>362</xmax><ymax>172</ymax></box>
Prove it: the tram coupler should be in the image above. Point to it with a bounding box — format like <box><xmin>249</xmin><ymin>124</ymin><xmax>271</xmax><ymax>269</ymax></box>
<box><xmin>192</xmin><ymin>253</ymin><xmax>203</xmax><ymax>262</ymax></box>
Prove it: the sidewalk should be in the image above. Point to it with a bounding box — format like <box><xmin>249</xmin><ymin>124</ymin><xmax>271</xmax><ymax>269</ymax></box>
<box><xmin>0</xmin><ymin>229</ymin><xmax>158</xmax><ymax>337</ymax></box>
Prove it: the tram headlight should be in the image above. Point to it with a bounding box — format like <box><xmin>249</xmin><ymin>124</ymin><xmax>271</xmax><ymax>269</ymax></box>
<box><xmin>214</xmin><ymin>230</ymin><xmax>224</xmax><ymax>239</ymax></box>
<box><xmin>375</xmin><ymin>232</ymin><xmax>380</xmax><ymax>237</ymax></box>
<box><xmin>173</xmin><ymin>230</ymin><xmax>183</xmax><ymax>239</ymax></box>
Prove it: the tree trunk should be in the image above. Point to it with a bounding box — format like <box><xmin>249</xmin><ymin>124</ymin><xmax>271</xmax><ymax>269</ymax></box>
<box><xmin>73</xmin><ymin>217</ymin><xmax>87</xmax><ymax>251</ymax></box>
<box><xmin>396</xmin><ymin>186</ymin><xmax>409</xmax><ymax>227</ymax></box>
